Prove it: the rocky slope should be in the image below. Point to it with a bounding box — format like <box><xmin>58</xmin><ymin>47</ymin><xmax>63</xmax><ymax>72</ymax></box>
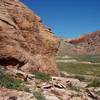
<box><xmin>0</xmin><ymin>87</ymin><xmax>37</xmax><ymax>100</ymax></box>
<box><xmin>0</xmin><ymin>0</ymin><xmax>60</xmax><ymax>75</ymax></box>
<box><xmin>61</xmin><ymin>31</ymin><xmax>100</xmax><ymax>55</ymax></box>
<box><xmin>0</xmin><ymin>68</ymin><xmax>100</xmax><ymax>100</ymax></box>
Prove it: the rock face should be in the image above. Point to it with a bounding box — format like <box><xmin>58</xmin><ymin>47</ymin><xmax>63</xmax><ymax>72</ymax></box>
<box><xmin>0</xmin><ymin>0</ymin><xmax>60</xmax><ymax>75</ymax></box>
<box><xmin>65</xmin><ymin>31</ymin><xmax>100</xmax><ymax>55</ymax></box>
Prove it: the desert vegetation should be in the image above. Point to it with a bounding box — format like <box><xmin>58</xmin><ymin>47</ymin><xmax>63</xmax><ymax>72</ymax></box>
<box><xmin>33</xmin><ymin>72</ymin><xmax>51</xmax><ymax>82</ymax></box>
<box><xmin>57</xmin><ymin>62</ymin><xmax>100</xmax><ymax>76</ymax></box>
<box><xmin>33</xmin><ymin>91</ymin><xmax>46</xmax><ymax>100</ymax></box>
<box><xmin>0</xmin><ymin>65</ymin><xmax>30</xmax><ymax>92</ymax></box>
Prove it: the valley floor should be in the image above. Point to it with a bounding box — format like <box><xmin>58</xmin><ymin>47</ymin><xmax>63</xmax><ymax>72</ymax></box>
<box><xmin>56</xmin><ymin>55</ymin><xmax>100</xmax><ymax>76</ymax></box>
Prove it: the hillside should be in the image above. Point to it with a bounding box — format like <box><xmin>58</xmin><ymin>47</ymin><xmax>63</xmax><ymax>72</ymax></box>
<box><xmin>65</xmin><ymin>31</ymin><xmax>100</xmax><ymax>55</ymax></box>
<box><xmin>0</xmin><ymin>0</ymin><xmax>60</xmax><ymax>75</ymax></box>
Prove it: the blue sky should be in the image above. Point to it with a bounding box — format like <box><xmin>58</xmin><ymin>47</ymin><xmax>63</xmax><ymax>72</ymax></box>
<box><xmin>21</xmin><ymin>0</ymin><xmax>100</xmax><ymax>38</ymax></box>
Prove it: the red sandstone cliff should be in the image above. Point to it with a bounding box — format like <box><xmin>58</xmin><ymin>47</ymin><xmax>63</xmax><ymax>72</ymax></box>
<box><xmin>66</xmin><ymin>31</ymin><xmax>100</xmax><ymax>55</ymax></box>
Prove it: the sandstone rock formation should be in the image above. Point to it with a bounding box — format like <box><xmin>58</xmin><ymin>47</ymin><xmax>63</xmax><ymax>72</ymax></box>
<box><xmin>0</xmin><ymin>0</ymin><xmax>60</xmax><ymax>75</ymax></box>
<box><xmin>65</xmin><ymin>31</ymin><xmax>100</xmax><ymax>55</ymax></box>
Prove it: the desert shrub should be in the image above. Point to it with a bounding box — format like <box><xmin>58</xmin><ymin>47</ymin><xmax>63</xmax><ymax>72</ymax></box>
<box><xmin>74</xmin><ymin>75</ymin><xmax>85</xmax><ymax>81</ymax></box>
<box><xmin>87</xmin><ymin>79</ymin><xmax>100</xmax><ymax>87</ymax></box>
<box><xmin>69</xmin><ymin>85</ymin><xmax>80</xmax><ymax>92</ymax></box>
<box><xmin>0</xmin><ymin>65</ymin><xmax>5</xmax><ymax>76</ymax></box>
<box><xmin>33</xmin><ymin>91</ymin><xmax>46</xmax><ymax>100</ymax></box>
<box><xmin>60</xmin><ymin>72</ymin><xmax>66</xmax><ymax>77</ymax></box>
<box><xmin>22</xmin><ymin>84</ymin><xmax>30</xmax><ymax>92</ymax></box>
<box><xmin>0</xmin><ymin>73</ymin><xmax>22</xmax><ymax>90</ymax></box>
<box><xmin>0</xmin><ymin>65</ymin><xmax>30</xmax><ymax>92</ymax></box>
<box><xmin>0</xmin><ymin>73</ymin><xmax>30</xmax><ymax>92</ymax></box>
<box><xmin>33</xmin><ymin>72</ymin><xmax>51</xmax><ymax>82</ymax></box>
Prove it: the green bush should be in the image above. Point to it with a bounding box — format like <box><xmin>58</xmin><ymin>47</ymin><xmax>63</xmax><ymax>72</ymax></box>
<box><xmin>0</xmin><ymin>73</ymin><xmax>30</xmax><ymax>92</ymax></box>
<box><xmin>33</xmin><ymin>91</ymin><xmax>46</xmax><ymax>100</ymax></box>
<box><xmin>0</xmin><ymin>65</ymin><xmax>30</xmax><ymax>92</ymax></box>
<box><xmin>33</xmin><ymin>72</ymin><xmax>51</xmax><ymax>82</ymax></box>
<box><xmin>87</xmin><ymin>79</ymin><xmax>100</xmax><ymax>87</ymax></box>
<box><xmin>0</xmin><ymin>74</ymin><xmax>30</xmax><ymax>92</ymax></box>
<box><xmin>0</xmin><ymin>73</ymin><xmax>22</xmax><ymax>90</ymax></box>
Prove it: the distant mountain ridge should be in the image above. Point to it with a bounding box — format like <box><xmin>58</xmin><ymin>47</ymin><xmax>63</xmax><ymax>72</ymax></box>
<box><xmin>58</xmin><ymin>31</ymin><xmax>100</xmax><ymax>55</ymax></box>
